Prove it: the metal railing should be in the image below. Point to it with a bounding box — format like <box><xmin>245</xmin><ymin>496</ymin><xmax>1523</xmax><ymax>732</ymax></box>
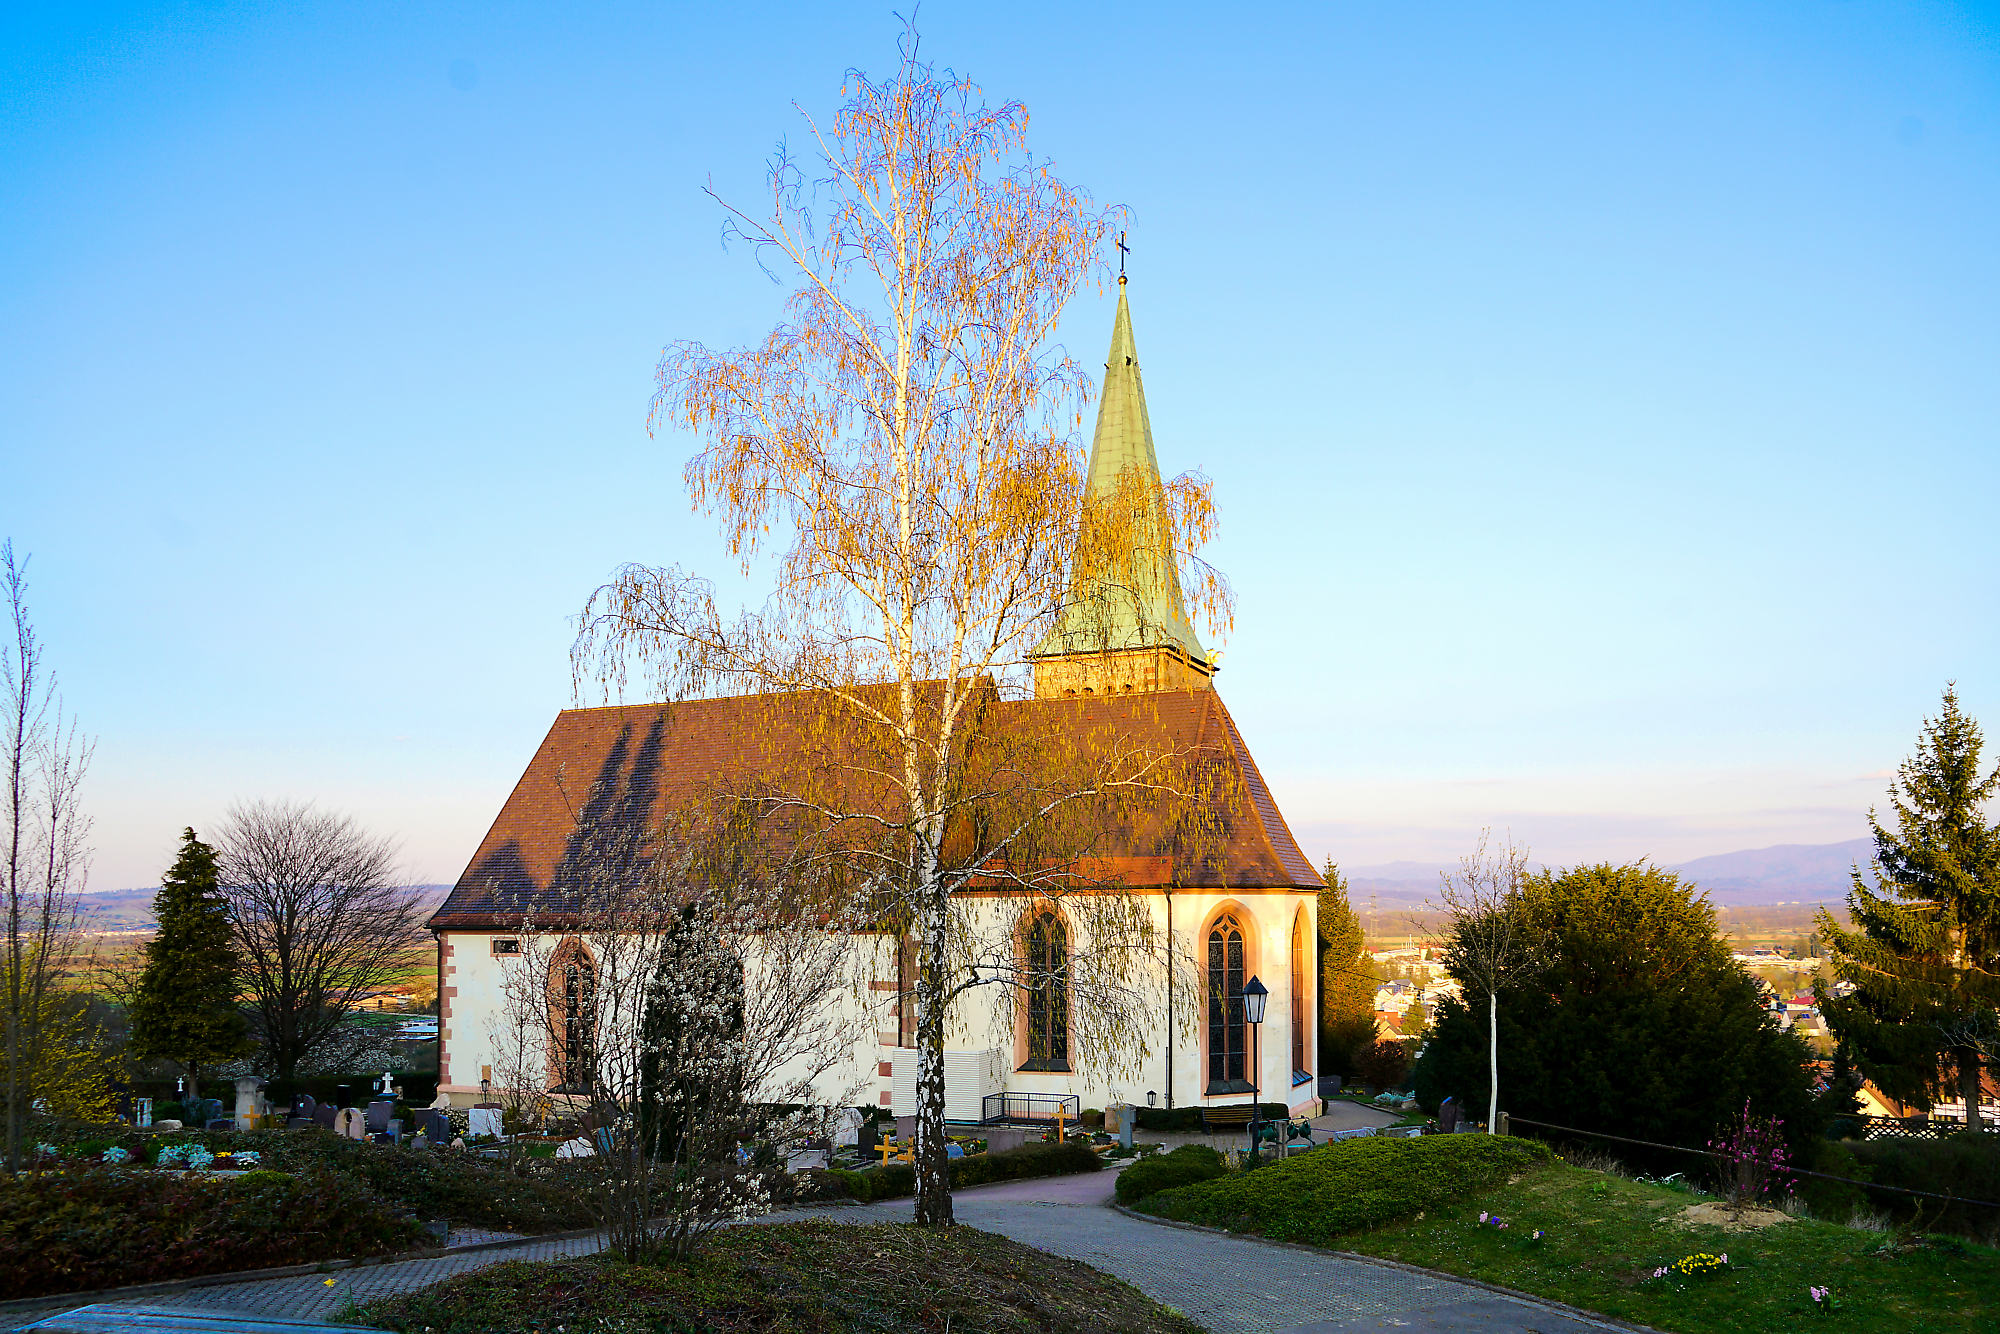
<box><xmin>980</xmin><ymin>1092</ymin><xmax>1081</xmax><ymax>1126</ymax></box>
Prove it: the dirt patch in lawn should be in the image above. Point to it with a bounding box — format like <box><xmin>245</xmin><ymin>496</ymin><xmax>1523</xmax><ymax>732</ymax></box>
<box><xmin>1668</xmin><ymin>1201</ymin><xmax>1790</xmax><ymax>1231</ymax></box>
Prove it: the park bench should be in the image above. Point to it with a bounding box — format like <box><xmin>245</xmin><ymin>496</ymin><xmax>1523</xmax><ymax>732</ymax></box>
<box><xmin>1199</xmin><ymin>1104</ymin><xmax>1256</xmax><ymax>1135</ymax></box>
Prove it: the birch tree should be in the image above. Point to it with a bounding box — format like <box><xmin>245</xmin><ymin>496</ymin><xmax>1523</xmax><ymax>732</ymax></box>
<box><xmin>1433</xmin><ymin>831</ymin><xmax>1531</xmax><ymax>1135</ymax></box>
<box><xmin>3</xmin><ymin>542</ymin><xmax>98</xmax><ymax>1169</ymax></box>
<box><xmin>573</xmin><ymin>37</ymin><xmax>1229</xmax><ymax>1225</ymax></box>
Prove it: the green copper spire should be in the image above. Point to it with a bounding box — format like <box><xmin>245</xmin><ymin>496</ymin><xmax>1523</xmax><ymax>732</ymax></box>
<box><xmin>1032</xmin><ymin>283</ymin><xmax>1210</xmax><ymax>667</ymax></box>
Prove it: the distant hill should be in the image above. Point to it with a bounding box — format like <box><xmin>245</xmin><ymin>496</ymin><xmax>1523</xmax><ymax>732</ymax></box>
<box><xmin>1669</xmin><ymin>838</ymin><xmax>1872</xmax><ymax>905</ymax></box>
<box><xmin>76</xmin><ymin>884</ymin><xmax>454</xmax><ymax>933</ymax></box>
<box><xmin>1332</xmin><ymin>839</ymin><xmax>1874</xmax><ymax>910</ymax></box>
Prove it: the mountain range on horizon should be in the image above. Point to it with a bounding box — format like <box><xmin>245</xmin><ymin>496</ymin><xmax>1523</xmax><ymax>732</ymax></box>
<box><xmin>69</xmin><ymin>839</ymin><xmax>1883</xmax><ymax>929</ymax></box>
<box><xmin>1339</xmin><ymin>837</ymin><xmax>1877</xmax><ymax>908</ymax></box>
<box><xmin>72</xmin><ymin>884</ymin><xmax>454</xmax><ymax>933</ymax></box>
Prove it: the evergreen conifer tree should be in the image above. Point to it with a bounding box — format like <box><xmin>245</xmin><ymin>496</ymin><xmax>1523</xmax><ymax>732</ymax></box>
<box><xmin>1415</xmin><ymin>861</ymin><xmax>1822</xmax><ymax>1164</ymax></box>
<box><xmin>127</xmin><ymin>829</ymin><xmax>250</xmax><ymax>1105</ymax></box>
<box><xmin>1819</xmin><ymin>687</ymin><xmax>2000</xmax><ymax>1130</ymax></box>
<box><xmin>1318</xmin><ymin>859</ymin><xmax>1377</xmax><ymax>1078</ymax></box>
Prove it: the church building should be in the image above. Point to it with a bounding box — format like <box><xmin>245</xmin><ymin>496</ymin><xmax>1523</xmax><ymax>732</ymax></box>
<box><xmin>427</xmin><ymin>281</ymin><xmax>1325</xmax><ymax>1123</ymax></box>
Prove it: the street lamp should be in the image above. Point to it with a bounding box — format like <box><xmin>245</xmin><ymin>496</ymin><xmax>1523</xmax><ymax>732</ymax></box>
<box><xmin>1242</xmin><ymin>976</ymin><xmax>1269</xmax><ymax>1157</ymax></box>
<box><xmin>480</xmin><ymin>1077</ymin><xmax>491</xmax><ymax>1101</ymax></box>
<box><xmin>1146</xmin><ymin>1090</ymin><xmax>1157</xmax><ymax>1108</ymax></box>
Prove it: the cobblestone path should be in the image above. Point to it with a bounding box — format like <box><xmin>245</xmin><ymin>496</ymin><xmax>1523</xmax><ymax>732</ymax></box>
<box><xmin>42</xmin><ymin>1171</ymin><xmax>1628</xmax><ymax>1334</ymax></box>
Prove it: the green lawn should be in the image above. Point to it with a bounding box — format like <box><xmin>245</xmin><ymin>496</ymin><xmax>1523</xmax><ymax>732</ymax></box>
<box><xmin>1341</xmin><ymin>1162</ymin><xmax>1998</xmax><ymax>1334</ymax></box>
<box><xmin>349</xmin><ymin>1219</ymin><xmax>1204</xmax><ymax>1334</ymax></box>
<box><xmin>1135</xmin><ymin>1137</ymin><xmax>1999</xmax><ymax>1334</ymax></box>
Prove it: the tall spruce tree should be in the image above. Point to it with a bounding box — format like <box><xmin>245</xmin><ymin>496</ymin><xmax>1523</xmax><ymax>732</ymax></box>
<box><xmin>1819</xmin><ymin>687</ymin><xmax>2000</xmax><ymax>1130</ymax></box>
<box><xmin>1318</xmin><ymin>859</ymin><xmax>1377</xmax><ymax>1078</ymax></box>
<box><xmin>128</xmin><ymin>829</ymin><xmax>249</xmax><ymax>1104</ymax></box>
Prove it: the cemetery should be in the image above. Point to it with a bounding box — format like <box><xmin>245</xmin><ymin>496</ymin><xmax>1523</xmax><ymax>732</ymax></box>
<box><xmin>0</xmin><ymin>1079</ymin><xmax>1189</xmax><ymax>1304</ymax></box>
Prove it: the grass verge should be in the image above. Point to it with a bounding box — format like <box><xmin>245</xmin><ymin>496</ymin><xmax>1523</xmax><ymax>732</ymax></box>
<box><xmin>348</xmin><ymin>1219</ymin><xmax>1204</xmax><ymax>1334</ymax></box>
<box><xmin>1132</xmin><ymin>1133</ymin><xmax>1554</xmax><ymax>1242</ymax></box>
<box><xmin>1137</xmin><ymin>1134</ymin><xmax>2000</xmax><ymax>1334</ymax></box>
<box><xmin>1340</xmin><ymin>1161</ymin><xmax>2000</xmax><ymax>1334</ymax></box>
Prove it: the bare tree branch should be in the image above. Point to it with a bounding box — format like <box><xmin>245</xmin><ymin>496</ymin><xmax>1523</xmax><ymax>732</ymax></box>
<box><xmin>214</xmin><ymin>800</ymin><xmax>425</xmax><ymax>1083</ymax></box>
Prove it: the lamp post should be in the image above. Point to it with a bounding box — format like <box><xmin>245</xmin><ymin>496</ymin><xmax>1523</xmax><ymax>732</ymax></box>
<box><xmin>1242</xmin><ymin>976</ymin><xmax>1269</xmax><ymax>1158</ymax></box>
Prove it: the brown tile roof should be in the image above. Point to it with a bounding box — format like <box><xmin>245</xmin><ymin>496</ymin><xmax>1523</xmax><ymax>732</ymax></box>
<box><xmin>428</xmin><ymin>687</ymin><xmax>1321</xmax><ymax>931</ymax></box>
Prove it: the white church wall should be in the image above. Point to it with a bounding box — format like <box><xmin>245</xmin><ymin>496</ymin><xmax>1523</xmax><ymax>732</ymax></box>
<box><xmin>439</xmin><ymin>931</ymin><xmax>527</xmax><ymax>1103</ymax></box>
<box><xmin>435</xmin><ymin>885</ymin><xmax>1316</xmax><ymax>1118</ymax></box>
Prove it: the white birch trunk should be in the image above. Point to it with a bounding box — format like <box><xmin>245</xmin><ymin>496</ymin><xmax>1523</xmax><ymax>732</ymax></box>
<box><xmin>1487</xmin><ymin>988</ymin><xmax>1499</xmax><ymax>1135</ymax></box>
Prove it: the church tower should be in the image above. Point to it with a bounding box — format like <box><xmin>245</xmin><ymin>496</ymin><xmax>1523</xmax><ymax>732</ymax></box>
<box><xmin>1029</xmin><ymin>278</ymin><xmax>1218</xmax><ymax>699</ymax></box>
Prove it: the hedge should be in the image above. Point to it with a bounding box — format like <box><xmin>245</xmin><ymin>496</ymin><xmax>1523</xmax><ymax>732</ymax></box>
<box><xmin>1135</xmin><ymin>1133</ymin><xmax>1556</xmax><ymax>1245</ymax></box>
<box><xmin>1114</xmin><ymin>1144</ymin><xmax>1226</xmax><ymax>1203</ymax></box>
<box><xmin>827</xmin><ymin>1139</ymin><xmax>1102</xmax><ymax>1202</ymax></box>
<box><xmin>0</xmin><ymin>1165</ymin><xmax>427</xmax><ymax>1300</ymax></box>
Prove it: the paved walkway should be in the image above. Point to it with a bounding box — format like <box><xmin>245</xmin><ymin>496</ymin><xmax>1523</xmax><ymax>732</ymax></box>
<box><xmin>35</xmin><ymin>1162</ymin><xmax>1632</xmax><ymax>1334</ymax></box>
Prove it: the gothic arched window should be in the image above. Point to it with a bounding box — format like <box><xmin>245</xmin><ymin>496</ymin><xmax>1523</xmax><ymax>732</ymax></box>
<box><xmin>1291</xmin><ymin>907</ymin><xmax>1309</xmax><ymax>1078</ymax></box>
<box><xmin>1022</xmin><ymin>911</ymin><xmax>1071</xmax><ymax>1071</ymax></box>
<box><xmin>549</xmin><ymin>939</ymin><xmax>597</xmax><ymax>1094</ymax></box>
<box><xmin>1207</xmin><ymin>912</ymin><xmax>1250</xmax><ymax>1093</ymax></box>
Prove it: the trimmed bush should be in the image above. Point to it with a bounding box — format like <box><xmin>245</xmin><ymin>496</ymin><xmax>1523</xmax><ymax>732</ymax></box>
<box><xmin>1115</xmin><ymin>1143</ymin><xmax>1226</xmax><ymax>1203</ymax></box>
<box><xmin>836</xmin><ymin>1140</ymin><xmax>1103</xmax><ymax>1202</ymax></box>
<box><xmin>1134</xmin><ymin>1133</ymin><xmax>1555</xmax><ymax>1244</ymax></box>
<box><xmin>0</xmin><ymin>1164</ymin><xmax>427</xmax><ymax>1299</ymax></box>
<box><xmin>951</xmin><ymin>1139</ymin><xmax>1100</xmax><ymax>1189</ymax></box>
<box><xmin>851</xmin><ymin>1163</ymin><xmax>918</xmax><ymax>1201</ymax></box>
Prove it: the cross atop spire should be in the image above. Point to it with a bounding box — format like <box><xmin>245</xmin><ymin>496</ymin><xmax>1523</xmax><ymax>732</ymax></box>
<box><xmin>1030</xmin><ymin>282</ymin><xmax>1214</xmax><ymax>697</ymax></box>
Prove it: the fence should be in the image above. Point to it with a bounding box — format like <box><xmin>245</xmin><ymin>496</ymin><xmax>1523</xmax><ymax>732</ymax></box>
<box><xmin>979</xmin><ymin>1092</ymin><xmax>1080</xmax><ymax>1126</ymax></box>
<box><xmin>1506</xmin><ymin>1115</ymin><xmax>2000</xmax><ymax>1211</ymax></box>
<box><xmin>1857</xmin><ymin>1114</ymin><xmax>2000</xmax><ymax>1141</ymax></box>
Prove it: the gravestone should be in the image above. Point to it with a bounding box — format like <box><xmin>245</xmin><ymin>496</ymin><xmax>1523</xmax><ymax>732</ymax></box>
<box><xmin>833</xmin><ymin>1107</ymin><xmax>862</xmax><ymax>1147</ymax></box>
<box><xmin>365</xmin><ymin>1101</ymin><xmax>393</xmax><ymax>1134</ymax></box>
<box><xmin>983</xmin><ymin>1125</ymin><xmax>1029</xmax><ymax>1153</ymax></box>
<box><xmin>1438</xmin><ymin>1098</ymin><xmax>1458</xmax><ymax>1133</ymax></box>
<box><xmin>467</xmin><ymin>1104</ymin><xmax>504</xmax><ymax>1140</ymax></box>
<box><xmin>314</xmin><ymin>1104</ymin><xmax>337</xmax><ymax>1130</ymax></box>
<box><xmin>422</xmin><ymin>1109</ymin><xmax>452</xmax><ymax>1141</ymax></box>
<box><xmin>234</xmin><ymin>1076</ymin><xmax>266</xmax><ymax>1132</ymax></box>
<box><xmin>334</xmin><ymin>1107</ymin><xmax>367</xmax><ymax>1140</ymax></box>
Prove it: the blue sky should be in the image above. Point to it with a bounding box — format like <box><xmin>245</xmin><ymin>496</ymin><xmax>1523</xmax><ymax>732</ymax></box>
<box><xmin>4</xmin><ymin>1</ymin><xmax>1996</xmax><ymax>889</ymax></box>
